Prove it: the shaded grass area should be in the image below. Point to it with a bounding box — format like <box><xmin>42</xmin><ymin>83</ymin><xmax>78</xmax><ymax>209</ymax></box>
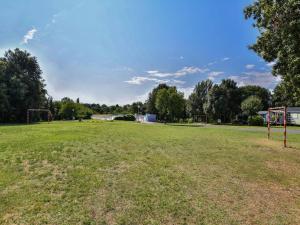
<box><xmin>0</xmin><ymin>121</ymin><xmax>300</xmax><ymax>224</ymax></box>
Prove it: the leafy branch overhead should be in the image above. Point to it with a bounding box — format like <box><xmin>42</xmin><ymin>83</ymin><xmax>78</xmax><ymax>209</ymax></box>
<box><xmin>244</xmin><ymin>0</ymin><xmax>300</xmax><ymax>104</ymax></box>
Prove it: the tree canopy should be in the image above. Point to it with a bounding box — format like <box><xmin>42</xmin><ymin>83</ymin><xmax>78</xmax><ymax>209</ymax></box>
<box><xmin>0</xmin><ymin>49</ymin><xmax>47</xmax><ymax>122</ymax></box>
<box><xmin>155</xmin><ymin>87</ymin><xmax>186</xmax><ymax>122</ymax></box>
<box><xmin>244</xmin><ymin>0</ymin><xmax>300</xmax><ymax>103</ymax></box>
<box><xmin>239</xmin><ymin>85</ymin><xmax>271</xmax><ymax>109</ymax></box>
<box><xmin>204</xmin><ymin>79</ymin><xmax>241</xmax><ymax>123</ymax></box>
<box><xmin>241</xmin><ymin>96</ymin><xmax>263</xmax><ymax>118</ymax></box>
<box><xmin>146</xmin><ymin>84</ymin><xmax>170</xmax><ymax>115</ymax></box>
<box><xmin>272</xmin><ymin>81</ymin><xmax>300</xmax><ymax>107</ymax></box>
<box><xmin>188</xmin><ymin>80</ymin><xmax>213</xmax><ymax>119</ymax></box>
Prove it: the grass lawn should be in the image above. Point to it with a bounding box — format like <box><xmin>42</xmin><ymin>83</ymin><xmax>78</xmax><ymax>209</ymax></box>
<box><xmin>1</xmin><ymin>121</ymin><xmax>300</xmax><ymax>225</ymax></box>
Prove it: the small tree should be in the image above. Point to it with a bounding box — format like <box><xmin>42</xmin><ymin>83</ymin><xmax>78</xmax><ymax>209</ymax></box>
<box><xmin>241</xmin><ymin>96</ymin><xmax>263</xmax><ymax>118</ymax></box>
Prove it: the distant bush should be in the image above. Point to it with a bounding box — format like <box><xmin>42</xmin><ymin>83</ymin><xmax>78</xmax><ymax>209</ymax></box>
<box><xmin>114</xmin><ymin>114</ymin><xmax>136</xmax><ymax>121</ymax></box>
<box><xmin>248</xmin><ymin>115</ymin><xmax>264</xmax><ymax>126</ymax></box>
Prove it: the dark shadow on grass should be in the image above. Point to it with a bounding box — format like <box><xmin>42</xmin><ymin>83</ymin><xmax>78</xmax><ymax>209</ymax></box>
<box><xmin>0</xmin><ymin>123</ymin><xmax>27</xmax><ymax>127</ymax></box>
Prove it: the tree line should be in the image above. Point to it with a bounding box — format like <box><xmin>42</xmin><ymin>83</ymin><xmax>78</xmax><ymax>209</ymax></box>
<box><xmin>0</xmin><ymin>48</ymin><xmax>299</xmax><ymax>124</ymax></box>
<box><xmin>145</xmin><ymin>81</ymin><xmax>271</xmax><ymax>123</ymax></box>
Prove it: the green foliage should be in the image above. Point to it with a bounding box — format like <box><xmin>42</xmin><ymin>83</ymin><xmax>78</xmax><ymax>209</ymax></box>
<box><xmin>248</xmin><ymin>115</ymin><xmax>264</xmax><ymax>126</ymax></box>
<box><xmin>204</xmin><ymin>79</ymin><xmax>241</xmax><ymax>123</ymax></box>
<box><xmin>0</xmin><ymin>49</ymin><xmax>47</xmax><ymax>122</ymax></box>
<box><xmin>155</xmin><ymin>87</ymin><xmax>185</xmax><ymax>122</ymax></box>
<box><xmin>244</xmin><ymin>0</ymin><xmax>300</xmax><ymax>103</ymax></box>
<box><xmin>58</xmin><ymin>98</ymin><xmax>93</xmax><ymax>120</ymax></box>
<box><xmin>239</xmin><ymin>85</ymin><xmax>271</xmax><ymax>109</ymax></box>
<box><xmin>146</xmin><ymin>84</ymin><xmax>170</xmax><ymax>114</ymax></box>
<box><xmin>273</xmin><ymin>81</ymin><xmax>300</xmax><ymax>107</ymax></box>
<box><xmin>84</xmin><ymin>102</ymin><xmax>146</xmax><ymax>115</ymax></box>
<box><xmin>155</xmin><ymin>89</ymin><xmax>169</xmax><ymax>120</ymax></box>
<box><xmin>241</xmin><ymin>95</ymin><xmax>263</xmax><ymax>117</ymax></box>
<box><xmin>188</xmin><ymin>80</ymin><xmax>213</xmax><ymax>119</ymax></box>
<box><xmin>113</xmin><ymin>114</ymin><xmax>136</xmax><ymax>121</ymax></box>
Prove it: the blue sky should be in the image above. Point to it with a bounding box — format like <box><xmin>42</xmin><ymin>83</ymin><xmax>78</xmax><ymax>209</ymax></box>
<box><xmin>0</xmin><ymin>0</ymin><xmax>280</xmax><ymax>104</ymax></box>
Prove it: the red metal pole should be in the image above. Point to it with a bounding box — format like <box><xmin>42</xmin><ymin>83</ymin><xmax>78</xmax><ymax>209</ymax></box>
<box><xmin>284</xmin><ymin>107</ymin><xmax>287</xmax><ymax>147</ymax></box>
<box><xmin>268</xmin><ymin>109</ymin><xmax>270</xmax><ymax>139</ymax></box>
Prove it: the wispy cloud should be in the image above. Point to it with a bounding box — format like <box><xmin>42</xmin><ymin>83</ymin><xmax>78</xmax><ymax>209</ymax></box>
<box><xmin>124</xmin><ymin>76</ymin><xmax>185</xmax><ymax>85</ymax></box>
<box><xmin>208</xmin><ymin>71</ymin><xmax>224</xmax><ymax>81</ymax></box>
<box><xmin>207</xmin><ymin>61</ymin><xmax>217</xmax><ymax>66</ymax></box>
<box><xmin>124</xmin><ymin>77</ymin><xmax>160</xmax><ymax>85</ymax></box>
<box><xmin>246</xmin><ymin>64</ymin><xmax>255</xmax><ymax>69</ymax></box>
<box><xmin>147</xmin><ymin>66</ymin><xmax>209</xmax><ymax>78</ymax></box>
<box><xmin>22</xmin><ymin>28</ymin><xmax>37</xmax><ymax>44</ymax></box>
<box><xmin>222</xmin><ymin>57</ymin><xmax>230</xmax><ymax>61</ymax></box>
<box><xmin>208</xmin><ymin>57</ymin><xmax>230</xmax><ymax>67</ymax></box>
<box><xmin>125</xmin><ymin>66</ymin><xmax>208</xmax><ymax>86</ymax></box>
<box><xmin>229</xmin><ymin>71</ymin><xmax>280</xmax><ymax>88</ymax></box>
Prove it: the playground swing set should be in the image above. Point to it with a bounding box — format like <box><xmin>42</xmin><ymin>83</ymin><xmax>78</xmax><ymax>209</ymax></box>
<box><xmin>267</xmin><ymin>107</ymin><xmax>287</xmax><ymax>147</ymax></box>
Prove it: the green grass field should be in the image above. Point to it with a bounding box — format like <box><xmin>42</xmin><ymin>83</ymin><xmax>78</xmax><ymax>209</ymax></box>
<box><xmin>1</xmin><ymin>121</ymin><xmax>300</xmax><ymax>225</ymax></box>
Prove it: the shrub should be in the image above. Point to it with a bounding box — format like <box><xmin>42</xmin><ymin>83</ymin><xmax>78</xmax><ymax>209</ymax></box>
<box><xmin>114</xmin><ymin>114</ymin><xmax>136</xmax><ymax>121</ymax></box>
<box><xmin>248</xmin><ymin>115</ymin><xmax>264</xmax><ymax>126</ymax></box>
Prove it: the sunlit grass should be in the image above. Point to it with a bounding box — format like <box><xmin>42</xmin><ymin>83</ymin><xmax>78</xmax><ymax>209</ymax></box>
<box><xmin>0</xmin><ymin>121</ymin><xmax>299</xmax><ymax>224</ymax></box>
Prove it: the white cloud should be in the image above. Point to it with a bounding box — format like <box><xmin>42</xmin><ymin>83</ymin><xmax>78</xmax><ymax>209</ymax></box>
<box><xmin>147</xmin><ymin>66</ymin><xmax>209</xmax><ymax>78</ymax></box>
<box><xmin>267</xmin><ymin>62</ymin><xmax>276</xmax><ymax>67</ymax></box>
<box><xmin>147</xmin><ymin>70</ymin><xmax>159</xmax><ymax>74</ymax></box>
<box><xmin>124</xmin><ymin>77</ymin><xmax>162</xmax><ymax>85</ymax></box>
<box><xmin>22</xmin><ymin>28</ymin><xmax>37</xmax><ymax>44</ymax></box>
<box><xmin>124</xmin><ymin>76</ymin><xmax>185</xmax><ymax>86</ymax></box>
<box><xmin>208</xmin><ymin>71</ymin><xmax>224</xmax><ymax>81</ymax></box>
<box><xmin>126</xmin><ymin>66</ymin><xmax>209</xmax><ymax>86</ymax></box>
<box><xmin>246</xmin><ymin>64</ymin><xmax>255</xmax><ymax>69</ymax></box>
<box><xmin>208</xmin><ymin>61</ymin><xmax>217</xmax><ymax>66</ymax></box>
<box><xmin>178</xmin><ymin>87</ymin><xmax>194</xmax><ymax>98</ymax></box>
<box><xmin>229</xmin><ymin>71</ymin><xmax>280</xmax><ymax>88</ymax></box>
<box><xmin>222</xmin><ymin>57</ymin><xmax>230</xmax><ymax>61</ymax></box>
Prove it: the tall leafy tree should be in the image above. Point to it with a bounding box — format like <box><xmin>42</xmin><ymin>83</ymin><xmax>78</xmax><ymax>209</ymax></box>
<box><xmin>155</xmin><ymin>89</ymin><xmax>169</xmax><ymax>121</ymax></box>
<box><xmin>188</xmin><ymin>79</ymin><xmax>213</xmax><ymax>119</ymax></box>
<box><xmin>0</xmin><ymin>61</ymin><xmax>9</xmax><ymax>122</ymax></box>
<box><xmin>146</xmin><ymin>83</ymin><xmax>170</xmax><ymax>114</ymax></box>
<box><xmin>219</xmin><ymin>79</ymin><xmax>241</xmax><ymax>120</ymax></box>
<box><xmin>205</xmin><ymin>79</ymin><xmax>241</xmax><ymax>123</ymax></box>
<box><xmin>168</xmin><ymin>88</ymin><xmax>186</xmax><ymax>121</ymax></box>
<box><xmin>244</xmin><ymin>0</ymin><xmax>300</xmax><ymax>101</ymax></box>
<box><xmin>155</xmin><ymin>87</ymin><xmax>185</xmax><ymax>122</ymax></box>
<box><xmin>0</xmin><ymin>49</ymin><xmax>47</xmax><ymax>122</ymax></box>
